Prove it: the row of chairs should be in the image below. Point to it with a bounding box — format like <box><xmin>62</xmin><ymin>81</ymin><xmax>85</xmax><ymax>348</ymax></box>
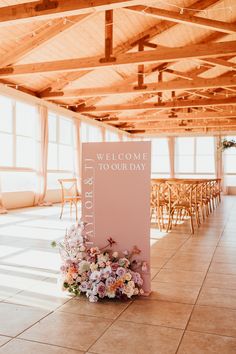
<box><xmin>150</xmin><ymin>178</ymin><xmax>221</xmax><ymax>234</ymax></box>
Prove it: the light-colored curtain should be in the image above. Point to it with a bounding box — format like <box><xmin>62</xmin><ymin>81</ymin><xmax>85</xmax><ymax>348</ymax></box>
<box><xmin>168</xmin><ymin>136</ymin><xmax>175</xmax><ymax>178</ymax></box>
<box><xmin>214</xmin><ymin>136</ymin><xmax>227</xmax><ymax>194</ymax></box>
<box><xmin>75</xmin><ymin>119</ymin><xmax>82</xmax><ymax>193</ymax></box>
<box><xmin>34</xmin><ymin>105</ymin><xmax>52</xmax><ymax>206</ymax></box>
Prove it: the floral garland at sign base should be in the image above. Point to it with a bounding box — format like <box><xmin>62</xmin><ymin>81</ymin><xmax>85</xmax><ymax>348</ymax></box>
<box><xmin>51</xmin><ymin>222</ymin><xmax>147</xmax><ymax>302</ymax></box>
<box><xmin>219</xmin><ymin>138</ymin><xmax>236</xmax><ymax>151</ymax></box>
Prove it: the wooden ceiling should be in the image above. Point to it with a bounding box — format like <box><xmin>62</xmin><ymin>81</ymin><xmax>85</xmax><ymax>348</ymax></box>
<box><xmin>0</xmin><ymin>0</ymin><xmax>236</xmax><ymax>136</ymax></box>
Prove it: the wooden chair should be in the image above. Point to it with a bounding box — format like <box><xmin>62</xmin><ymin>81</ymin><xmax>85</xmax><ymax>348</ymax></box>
<box><xmin>58</xmin><ymin>178</ymin><xmax>81</xmax><ymax>220</ymax></box>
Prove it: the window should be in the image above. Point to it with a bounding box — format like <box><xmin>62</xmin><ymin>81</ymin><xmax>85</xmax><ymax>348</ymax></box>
<box><xmin>0</xmin><ymin>96</ymin><xmax>38</xmax><ymax>192</ymax></box>
<box><xmin>80</xmin><ymin>122</ymin><xmax>102</xmax><ymax>142</ymax></box>
<box><xmin>224</xmin><ymin>135</ymin><xmax>236</xmax><ymax>186</ymax></box>
<box><xmin>175</xmin><ymin>137</ymin><xmax>215</xmax><ymax>178</ymax></box>
<box><xmin>105</xmin><ymin>129</ymin><xmax>120</xmax><ymax>142</ymax></box>
<box><xmin>150</xmin><ymin>138</ymin><xmax>170</xmax><ymax>177</ymax></box>
<box><xmin>47</xmin><ymin>113</ymin><xmax>76</xmax><ymax>189</ymax></box>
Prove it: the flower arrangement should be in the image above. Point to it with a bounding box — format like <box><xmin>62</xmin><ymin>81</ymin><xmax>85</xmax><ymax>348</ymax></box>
<box><xmin>219</xmin><ymin>138</ymin><xmax>236</xmax><ymax>151</ymax></box>
<box><xmin>52</xmin><ymin>221</ymin><xmax>146</xmax><ymax>302</ymax></box>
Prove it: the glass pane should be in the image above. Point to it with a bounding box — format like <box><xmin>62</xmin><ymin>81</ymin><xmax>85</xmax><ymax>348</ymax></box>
<box><xmin>105</xmin><ymin>130</ymin><xmax>119</xmax><ymax>142</ymax></box>
<box><xmin>196</xmin><ymin>137</ymin><xmax>214</xmax><ymax>155</ymax></box>
<box><xmin>59</xmin><ymin>145</ymin><xmax>74</xmax><ymax>170</ymax></box>
<box><xmin>16</xmin><ymin>136</ymin><xmax>36</xmax><ymax>168</ymax></box>
<box><xmin>47</xmin><ymin>172</ymin><xmax>74</xmax><ymax>189</ymax></box>
<box><xmin>87</xmin><ymin>124</ymin><xmax>102</xmax><ymax>142</ymax></box>
<box><xmin>152</xmin><ymin>155</ymin><xmax>170</xmax><ymax>173</ymax></box>
<box><xmin>0</xmin><ymin>133</ymin><xmax>13</xmax><ymax>166</ymax></box>
<box><xmin>48</xmin><ymin>113</ymin><xmax>57</xmax><ymax>142</ymax></box>
<box><xmin>1</xmin><ymin>171</ymin><xmax>36</xmax><ymax>192</ymax></box>
<box><xmin>151</xmin><ymin>138</ymin><xmax>168</xmax><ymax>154</ymax></box>
<box><xmin>0</xmin><ymin>95</ymin><xmax>12</xmax><ymax>133</ymax></box>
<box><xmin>80</xmin><ymin>122</ymin><xmax>88</xmax><ymax>142</ymax></box>
<box><xmin>59</xmin><ymin>117</ymin><xmax>72</xmax><ymax>145</ymax></box>
<box><xmin>225</xmin><ymin>155</ymin><xmax>236</xmax><ymax>173</ymax></box>
<box><xmin>196</xmin><ymin>155</ymin><xmax>215</xmax><ymax>173</ymax></box>
<box><xmin>16</xmin><ymin>101</ymin><xmax>36</xmax><ymax>137</ymax></box>
<box><xmin>225</xmin><ymin>175</ymin><xmax>236</xmax><ymax>186</ymax></box>
<box><xmin>175</xmin><ymin>137</ymin><xmax>194</xmax><ymax>155</ymax></box>
<box><xmin>48</xmin><ymin>143</ymin><xmax>58</xmax><ymax>170</ymax></box>
<box><xmin>175</xmin><ymin>155</ymin><xmax>194</xmax><ymax>173</ymax></box>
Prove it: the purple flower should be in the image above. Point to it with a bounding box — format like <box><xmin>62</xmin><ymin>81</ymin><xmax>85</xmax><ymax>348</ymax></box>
<box><xmin>106</xmin><ymin>276</ymin><xmax>115</xmax><ymax>287</ymax></box>
<box><xmin>132</xmin><ymin>272</ymin><xmax>143</xmax><ymax>286</ymax></box>
<box><xmin>116</xmin><ymin>267</ymin><xmax>126</xmax><ymax>277</ymax></box>
<box><xmin>79</xmin><ymin>281</ymin><xmax>89</xmax><ymax>292</ymax></box>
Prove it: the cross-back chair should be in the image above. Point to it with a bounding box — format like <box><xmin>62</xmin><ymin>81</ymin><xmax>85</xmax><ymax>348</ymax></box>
<box><xmin>58</xmin><ymin>178</ymin><xmax>81</xmax><ymax>220</ymax></box>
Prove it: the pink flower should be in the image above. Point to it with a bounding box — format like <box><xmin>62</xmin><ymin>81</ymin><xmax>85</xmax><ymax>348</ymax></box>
<box><xmin>96</xmin><ymin>282</ymin><xmax>106</xmax><ymax>298</ymax></box>
<box><xmin>141</xmin><ymin>262</ymin><xmax>148</xmax><ymax>272</ymax></box>
<box><xmin>111</xmin><ymin>263</ymin><xmax>119</xmax><ymax>272</ymax></box>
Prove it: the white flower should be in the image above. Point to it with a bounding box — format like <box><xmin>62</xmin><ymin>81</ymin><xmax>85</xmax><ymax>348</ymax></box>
<box><xmin>78</xmin><ymin>260</ymin><xmax>90</xmax><ymax>273</ymax></box>
<box><xmin>90</xmin><ymin>270</ymin><xmax>101</xmax><ymax>282</ymax></box>
<box><xmin>90</xmin><ymin>262</ymin><xmax>98</xmax><ymax>272</ymax></box>
<box><xmin>124</xmin><ymin>272</ymin><xmax>132</xmax><ymax>281</ymax></box>
<box><xmin>112</xmin><ymin>251</ymin><xmax>118</xmax><ymax>258</ymax></box>
<box><xmin>123</xmin><ymin>284</ymin><xmax>134</xmax><ymax>298</ymax></box>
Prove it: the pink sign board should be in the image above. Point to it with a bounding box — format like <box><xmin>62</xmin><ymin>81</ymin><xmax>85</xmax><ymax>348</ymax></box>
<box><xmin>82</xmin><ymin>141</ymin><xmax>151</xmax><ymax>293</ymax></box>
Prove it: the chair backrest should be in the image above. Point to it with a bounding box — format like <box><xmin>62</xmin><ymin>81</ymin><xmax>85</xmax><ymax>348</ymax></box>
<box><xmin>58</xmin><ymin>178</ymin><xmax>79</xmax><ymax>201</ymax></box>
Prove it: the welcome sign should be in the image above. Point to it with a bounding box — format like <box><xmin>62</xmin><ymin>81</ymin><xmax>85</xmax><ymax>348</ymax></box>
<box><xmin>82</xmin><ymin>141</ymin><xmax>151</xmax><ymax>293</ymax></box>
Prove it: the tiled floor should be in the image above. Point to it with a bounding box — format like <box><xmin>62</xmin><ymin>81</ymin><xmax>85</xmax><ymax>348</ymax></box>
<box><xmin>0</xmin><ymin>197</ymin><xmax>236</xmax><ymax>353</ymax></box>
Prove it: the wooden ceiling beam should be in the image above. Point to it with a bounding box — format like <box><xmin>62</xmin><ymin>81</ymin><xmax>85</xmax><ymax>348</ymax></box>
<box><xmin>107</xmin><ymin>111</ymin><xmax>236</xmax><ymax>123</ymax></box>
<box><xmin>41</xmin><ymin>76</ymin><xmax>236</xmax><ymax>99</ymax></box>
<box><xmin>1</xmin><ymin>40</ymin><xmax>236</xmax><ymax>78</ymax></box>
<box><xmin>78</xmin><ymin>96</ymin><xmax>236</xmax><ymax>113</ymax></box>
<box><xmin>201</xmin><ymin>57</ymin><xmax>236</xmax><ymax>71</ymax></box>
<box><xmin>0</xmin><ymin>14</ymin><xmax>91</xmax><ymax>67</ymax></box>
<box><xmin>127</xmin><ymin>5</ymin><xmax>236</xmax><ymax>34</ymax></box>
<box><xmin>125</xmin><ymin>123</ymin><xmax>236</xmax><ymax>131</ymax></box>
<box><xmin>0</xmin><ymin>0</ymin><xmax>145</xmax><ymax>26</ymax></box>
<box><xmin>38</xmin><ymin>0</ymin><xmax>219</xmax><ymax>93</ymax></box>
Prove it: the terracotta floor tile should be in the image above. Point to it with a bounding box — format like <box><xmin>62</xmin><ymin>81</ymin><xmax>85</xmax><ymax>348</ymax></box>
<box><xmin>4</xmin><ymin>278</ymin><xmax>70</xmax><ymax>311</ymax></box>
<box><xmin>20</xmin><ymin>311</ymin><xmax>112</xmax><ymax>352</ymax></box>
<box><xmin>153</xmin><ymin>269</ymin><xmax>205</xmax><ymax>285</ymax></box>
<box><xmin>151</xmin><ymin>255</ymin><xmax>169</xmax><ymax>267</ymax></box>
<box><xmin>170</xmin><ymin>253</ymin><xmax>212</xmax><ymax>263</ymax></box>
<box><xmin>187</xmin><ymin>305</ymin><xmax>236</xmax><ymax>337</ymax></box>
<box><xmin>197</xmin><ymin>287</ymin><xmax>236</xmax><ymax>309</ymax></box>
<box><xmin>0</xmin><ymin>339</ymin><xmax>83</xmax><ymax>354</ymax></box>
<box><xmin>150</xmin><ymin>267</ymin><xmax>160</xmax><ymax>280</ymax></box>
<box><xmin>119</xmin><ymin>299</ymin><xmax>193</xmax><ymax>329</ymax></box>
<box><xmin>0</xmin><ymin>303</ymin><xmax>49</xmax><ymax>337</ymax></box>
<box><xmin>209</xmin><ymin>262</ymin><xmax>236</xmax><ymax>275</ymax></box>
<box><xmin>203</xmin><ymin>273</ymin><xmax>236</xmax><ymax>290</ymax></box>
<box><xmin>58</xmin><ymin>297</ymin><xmax>130</xmax><ymax>319</ymax></box>
<box><xmin>152</xmin><ymin>238</ymin><xmax>186</xmax><ymax>250</ymax></box>
<box><xmin>177</xmin><ymin>330</ymin><xmax>236</xmax><ymax>354</ymax></box>
<box><xmin>148</xmin><ymin>282</ymin><xmax>200</xmax><ymax>304</ymax></box>
<box><xmin>213</xmin><ymin>253</ymin><xmax>236</xmax><ymax>264</ymax></box>
<box><xmin>90</xmin><ymin>320</ymin><xmax>183</xmax><ymax>354</ymax></box>
<box><xmin>0</xmin><ymin>336</ymin><xmax>11</xmax><ymax>347</ymax></box>
<box><xmin>150</xmin><ymin>247</ymin><xmax>176</xmax><ymax>258</ymax></box>
<box><xmin>164</xmin><ymin>258</ymin><xmax>209</xmax><ymax>272</ymax></box>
